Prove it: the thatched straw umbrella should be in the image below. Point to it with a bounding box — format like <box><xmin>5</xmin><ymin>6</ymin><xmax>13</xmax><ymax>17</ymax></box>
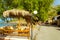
<box><xmin>3</xmin><ymin>9</ymin><xmax>32</xmax><ymax>28</ymax></box>
<box><xmin>3</xmin><ymin>9</ymin><xmax>32</xmax><ymax>18</ymax></box>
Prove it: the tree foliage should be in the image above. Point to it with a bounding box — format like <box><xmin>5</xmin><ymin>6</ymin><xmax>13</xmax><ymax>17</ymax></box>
<box><xmin>0</xmin><ymin>0</ymin><xmax>54</xmax><ymax>21</ymax></box>
<box><xmin>55</xmin><ymin>5</ymin><xmax>60</xmax><ymax>15</ymax></box>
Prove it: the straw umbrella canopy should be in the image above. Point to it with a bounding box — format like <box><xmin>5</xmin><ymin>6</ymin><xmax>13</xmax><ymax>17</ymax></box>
<box><xmin>3</xmin><ymin>9</ymin><xmax>32</xmax><ymax>18</ymax></box>
<box><xmin>3</xmin><ymin>9</ymin><xmax>32</xmax><ymax>27</ymax></box>
<box><xmin>3</xmin><ymin>9</ymin><xmax>32</xmax><ymax>22</ymax></box>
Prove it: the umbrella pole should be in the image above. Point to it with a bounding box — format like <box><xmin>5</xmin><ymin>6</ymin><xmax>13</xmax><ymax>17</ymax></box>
<box><xmin>18</xmin><ymin>18</ymin><xmax>20</xmax><ymax>28</ymax></box>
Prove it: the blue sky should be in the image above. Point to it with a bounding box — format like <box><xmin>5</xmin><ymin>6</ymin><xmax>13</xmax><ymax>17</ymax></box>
<box><xmin>53</xmin><ymin>0</ymin><xmax>60</xmax><ymax>6</ymax></box>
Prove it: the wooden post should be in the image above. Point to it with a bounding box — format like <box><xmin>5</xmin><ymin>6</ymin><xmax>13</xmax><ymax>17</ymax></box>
<box><xmin>17</xmin><ymin>18</ymin><xmax>20</xmax><ymax>29</ymax></box>
<box><xmin>57</xmin><ymin>19</ymin><xmax>60</xmax><ymax>26</ymax></box>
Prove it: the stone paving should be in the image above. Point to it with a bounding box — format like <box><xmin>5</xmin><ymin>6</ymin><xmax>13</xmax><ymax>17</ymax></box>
<box><xmin>33</xmin><ymin>25</ymin><xmax>60</xmax><ymax>40</ymax></box>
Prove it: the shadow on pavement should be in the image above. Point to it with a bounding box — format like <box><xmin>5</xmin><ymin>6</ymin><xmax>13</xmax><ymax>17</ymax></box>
<box><xmin>56</xmin><ymin>28</ymin><xmax>60</xmax><ymax>31</ymax></box>
<box><xmin>56</xmin><ymin>29</ymin><xmax>60</xmax><ymax>31</ymax></box>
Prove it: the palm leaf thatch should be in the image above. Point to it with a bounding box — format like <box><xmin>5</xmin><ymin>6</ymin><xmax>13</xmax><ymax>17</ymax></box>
<box><xmin>3</xmin><ymin>9</ymin><xmax>32</xmax><ymax>18</ymax></box>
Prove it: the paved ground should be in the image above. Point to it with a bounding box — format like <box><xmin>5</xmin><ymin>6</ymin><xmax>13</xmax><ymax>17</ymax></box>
<box><xmin>33</xmin><ymin>25</ymin><xmax>60</xmax><ymax>40</ymax></box>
